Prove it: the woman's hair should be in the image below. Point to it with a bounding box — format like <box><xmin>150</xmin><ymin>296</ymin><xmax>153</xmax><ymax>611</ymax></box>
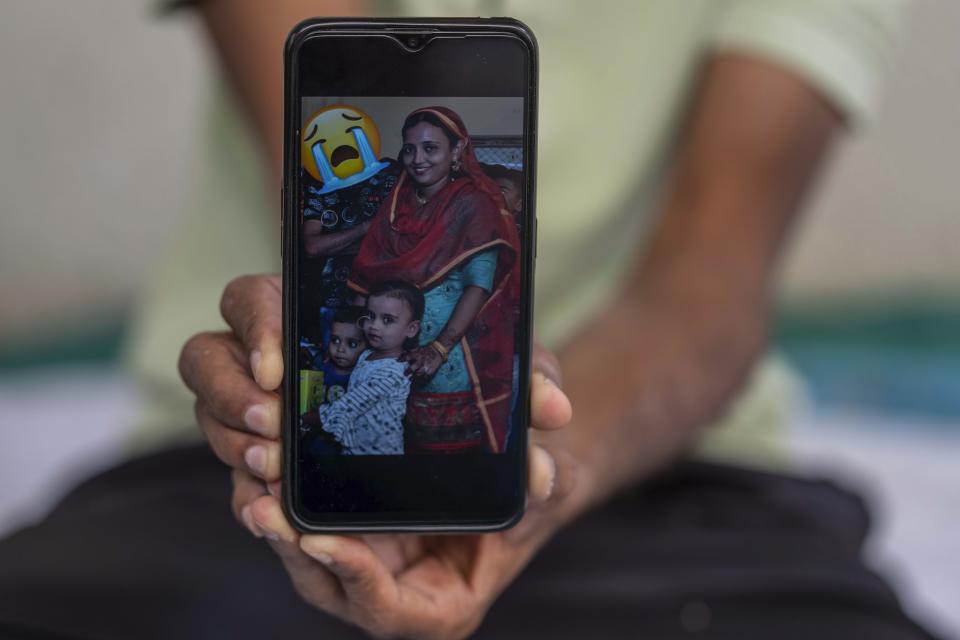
<box><xmin>481</xmin><ymin>163</ymin><xmax>522</xmax><ymax>188</ymax></box>
<box><xmin>401</xmin><ymin>111</ymin><xmax>461</xmax><ymax>149</ymax></box>
<box><xmin>366</xmin><ymin>280</ymin><xmax>425</xmax><ymax>352</ymax></box>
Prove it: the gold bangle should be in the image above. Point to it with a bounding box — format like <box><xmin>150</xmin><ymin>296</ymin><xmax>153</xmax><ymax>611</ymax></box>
<box><xmin>430</xmin><ymin>340</ymin><xmax>449</xmax><ymax>362</ymax></box>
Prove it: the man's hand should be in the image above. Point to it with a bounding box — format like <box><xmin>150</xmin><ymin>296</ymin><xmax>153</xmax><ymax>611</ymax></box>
<box><xmin>179</xmin><ymin>274</ymin><xmax>574</xmax><ymax>639</ymax></box>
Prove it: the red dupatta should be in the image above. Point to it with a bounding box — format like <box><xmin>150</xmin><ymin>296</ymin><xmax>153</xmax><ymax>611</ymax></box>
<box><xmin>348</xmin><ymin>107</ymin><xmax>520</xmax><ymax>452</ymax></box>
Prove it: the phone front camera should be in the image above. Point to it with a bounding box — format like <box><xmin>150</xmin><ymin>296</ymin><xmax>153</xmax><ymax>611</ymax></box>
<box><xmin>406</xmin><ymin>36</ymin><xmax>421</xmax><ymax>49</ymax></box>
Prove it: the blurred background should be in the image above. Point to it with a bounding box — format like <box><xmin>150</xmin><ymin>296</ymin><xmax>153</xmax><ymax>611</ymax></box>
<box><xmin>0</xmin><ymin>1</ymin><xmax>957</xmax><ymax>637</ymax></box>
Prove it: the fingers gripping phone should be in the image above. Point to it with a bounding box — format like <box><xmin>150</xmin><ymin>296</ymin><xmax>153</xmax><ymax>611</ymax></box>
<box><xmin>282</xmin><ymin>19</ymin><xmax>538</xmax><ymax>531</ymax></box>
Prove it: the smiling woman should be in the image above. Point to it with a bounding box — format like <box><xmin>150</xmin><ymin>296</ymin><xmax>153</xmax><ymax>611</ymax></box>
<box><xmin>401</xmin><ymin>113</ymin><xmax>465</xmax><ymax>200</ymax></box>
<box><xmin>348</xmin><ymin>106</ymin><xmax>521</xmax><ymax>454</ymax></box>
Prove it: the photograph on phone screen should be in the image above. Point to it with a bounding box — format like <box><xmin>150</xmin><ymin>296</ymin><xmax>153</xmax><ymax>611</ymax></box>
<box><xmin>297</xmin><ymin>97</ymin><xmax>524</xmax><ymax>457</ymax></box>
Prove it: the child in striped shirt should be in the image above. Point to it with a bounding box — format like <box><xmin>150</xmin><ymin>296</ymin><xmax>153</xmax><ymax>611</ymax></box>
<box><xmin>318</xmin><ymin>280</ymin><xmax>423</xmax><ymax>455</ymax></box>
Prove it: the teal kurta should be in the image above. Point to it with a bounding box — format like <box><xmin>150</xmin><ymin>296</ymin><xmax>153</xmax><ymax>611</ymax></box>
<box><xmin>416</xmin><ymin>248</ymin><xmax>499</xmax><ymax>393</ymax></box>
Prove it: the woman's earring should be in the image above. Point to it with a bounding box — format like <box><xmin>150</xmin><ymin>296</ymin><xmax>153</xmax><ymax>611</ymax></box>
<box><xmin>452</xmin><ymin>158</ymin><xmax>462</xmax><ymax>172</ymax></box>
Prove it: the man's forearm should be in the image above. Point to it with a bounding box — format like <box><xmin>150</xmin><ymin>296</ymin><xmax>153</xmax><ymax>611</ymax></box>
<box><xmin>199</xmin><ymin>0</ymin><xmax>367</xmax><ymax>182</ymax></box>
<box><xmin>543</xmin><ymin>53</ymin><xmax>841</xmax><ymax>523</ymax></box>
<box><xmin>303</xmin><ymin>221</ymin><xmax>368</xmax><ymax>257</ymax></box>
<box><xmin>548</xmin><ymin>273</ymin><xmax>770</xmax><ymax>521</ymax></box>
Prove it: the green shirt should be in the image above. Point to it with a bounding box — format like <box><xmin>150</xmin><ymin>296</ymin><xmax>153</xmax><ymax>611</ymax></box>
<box><xmin>128</xmin><ymin>0</ymin><xmax>903</xmax><ymax>464</ymax></box>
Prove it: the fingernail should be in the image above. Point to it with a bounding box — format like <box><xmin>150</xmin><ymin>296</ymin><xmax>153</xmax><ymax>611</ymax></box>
<box><xmin>241</xmin><ymin>505</ymin><xmax>263</xmax><ymax>538</ymax></box>
<box><xmin>244</xmin><ymin>404</ymin><xmax>271</xmax><ymax>436</ymax></box>
<box><xmin>533</xmin><ymin>446</ymin><xmax>556</xmax><ymax>501</ymax></box>
<box><xmin>258</xmin><ymin>524</ymin><xmax>280</xmax><ymax>542</ymax></box>
<box><xmin>544</xmin><ymin>457</ymin><xmax>556</xmax><ymax>501</ymax></box>
<box><xmin>244</xmin><ymin>445</ymin><xmax>267</xmax><ymax>476</ymax></box>
<box><xmin>302</xmin><ymin>537</ymin><xmax>338</xmax><ymax>567</ymax></box>
<box><xmin>250</xmin><ymin>350</ymin><xmax>263</xmax><ymax>381</ymax></box>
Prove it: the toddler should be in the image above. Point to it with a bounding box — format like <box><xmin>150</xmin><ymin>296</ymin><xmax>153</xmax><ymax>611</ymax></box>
<box><xmin>319</xmin><ymin>280</ymin><xmax>423</xmax><ymax>454</ymax></box>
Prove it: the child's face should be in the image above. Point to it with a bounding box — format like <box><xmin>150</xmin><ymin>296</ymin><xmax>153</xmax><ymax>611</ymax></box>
<box><xmin>327</xmin><ymin>321</ymin><xmax>365</xmax><ymax>371</ymax></box>
<box><xmin>495</xmin><ymin>177</ymin><xmax>522</xmax><ymax>215</ymax></box>
<box><xmin>363</xmin><ymin>294</ymin><xmax>419</xmax><ymax>354</ymax></box>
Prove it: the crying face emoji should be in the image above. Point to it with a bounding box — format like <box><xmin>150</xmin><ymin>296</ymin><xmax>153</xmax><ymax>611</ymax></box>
<box><xmin>301</xmin><ymin>105</ymin><xmax>389</xmax><ymax>194</ymax></box>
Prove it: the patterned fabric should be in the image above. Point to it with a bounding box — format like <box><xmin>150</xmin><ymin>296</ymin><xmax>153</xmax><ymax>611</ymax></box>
<box><xmin>314</xmin><ymin>360</ymin><xmax>350</xmax><ymax>404</ymax></box>
<box><xmin>405</xmin><ymin>391</ymin><xmax>484</xmax><ymax>453</ymax></box>
<box><xmin>300</xmin><ymin>162</ymin><xmax>400</xmax><ymax>327</ymax></box>
<box><xmin>317</xmin><ymin>350</ymin><xmax>410</xmax><ymax>455</ymax></box>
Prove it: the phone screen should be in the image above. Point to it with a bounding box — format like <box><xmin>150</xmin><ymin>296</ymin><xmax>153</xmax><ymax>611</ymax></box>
<box><xmin>283</xmin><ymin>22</ymin><xmax>536</xmax><ymax>530</ymax></box>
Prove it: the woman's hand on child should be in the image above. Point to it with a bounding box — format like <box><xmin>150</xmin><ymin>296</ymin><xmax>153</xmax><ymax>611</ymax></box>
<box><xmin>401</xmin><ymin>343</ymin><xmax>445</xmax><ymax>379</ymax></box>
<box><xmin>180</xmin><ymin>273</ymin><xmax>578</xmax><ymax>640</ymax></box>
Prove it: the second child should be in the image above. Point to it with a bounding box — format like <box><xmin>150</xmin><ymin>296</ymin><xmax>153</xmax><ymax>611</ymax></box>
<box><xmin>314</xmin><ymin>305</ymin><xmax>367</xmax><ymax>404</ymax></box>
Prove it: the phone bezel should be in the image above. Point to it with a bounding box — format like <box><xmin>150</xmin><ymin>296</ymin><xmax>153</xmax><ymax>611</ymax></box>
<box><xmin>282</xmin><ymin>18</ymin><xmax>538</xmax><ymax>533</ymax></box>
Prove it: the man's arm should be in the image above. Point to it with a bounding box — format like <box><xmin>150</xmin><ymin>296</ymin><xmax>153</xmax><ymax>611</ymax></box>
<box><xmin>548</xmin><ymin>53</ymin><xmax>842</xmax><ymax>520</ymax></box>
<box><xmin>303</xmin><ymin>220</ymin><xmax>370</xmax><ymax>257</ymax></box>
<box><xmin>196</xmin><ymin>0</ymin><xmax>367</xmax><ymax>184</ymax></box>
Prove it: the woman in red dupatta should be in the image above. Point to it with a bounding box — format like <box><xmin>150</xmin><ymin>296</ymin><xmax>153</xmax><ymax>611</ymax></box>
<box><xmin>348</xmin><ymin>107</ymin><xmax>520</xmax><ymax>453</ymax></box>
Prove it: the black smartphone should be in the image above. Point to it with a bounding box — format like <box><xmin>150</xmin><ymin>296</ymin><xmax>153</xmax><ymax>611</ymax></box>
<box><xmin>281</xmin><ymin>18</ymin><xmax>538</xmax><ymax>532</ymax></box>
